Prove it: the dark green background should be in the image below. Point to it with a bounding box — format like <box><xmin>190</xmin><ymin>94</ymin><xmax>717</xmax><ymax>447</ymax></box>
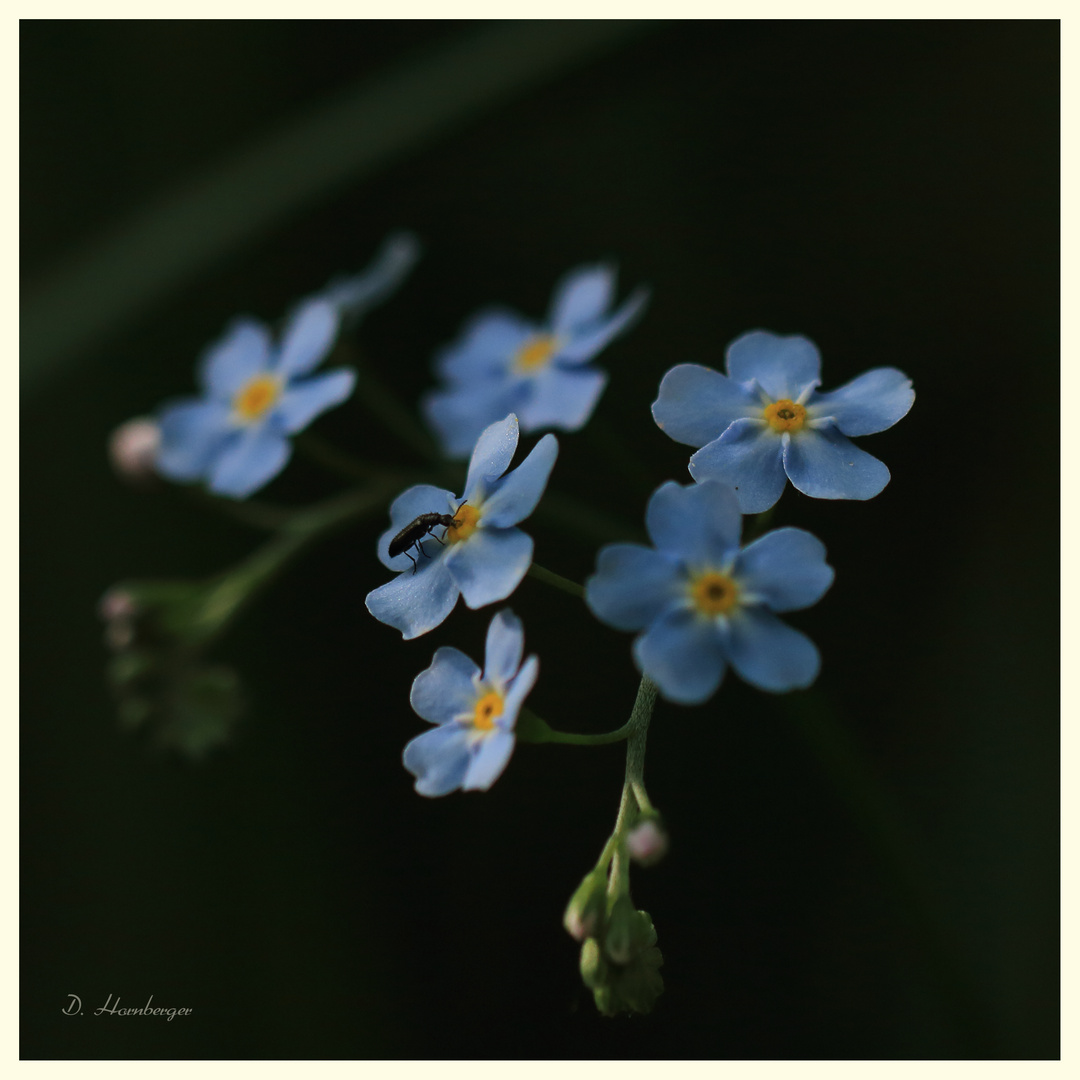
<box><xmin>22</xmin><ymin>20</ymin><xmax>1059</xmax><ymax>1059</ymax></box>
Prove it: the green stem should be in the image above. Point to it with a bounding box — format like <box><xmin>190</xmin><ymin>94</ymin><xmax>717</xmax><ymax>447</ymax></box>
<box><xmin>623</xmin><ymin>674</ymin><xmax>657</xmax><ymax>790</ymax></box>
<box><xmin>526</xmin><ymin>562</ymin><xmax>586</xmax><ymax>599</ymax></box>
<box><xmin>609</xmin><ymin>780</ymin><xmax>636</xmax><ymax>894</ymax></box>
<box><xmin>630</xmin><ymin>780</ymin><xmax>654</xmax><ymax>817</ymax></box>
<box><xmin>609</xmin><ymin>675</ymin><xmax>660</xmax><ymax>891</ymax></box>
<box><xmin>516</xmin><ymin>707</ymin><xmax>631</xmax><ymax>746</ymax></box>
<box><xmin>198</xmin><ymin>480</ymin><xmax>396</xmax><ymax>645</ymax></box>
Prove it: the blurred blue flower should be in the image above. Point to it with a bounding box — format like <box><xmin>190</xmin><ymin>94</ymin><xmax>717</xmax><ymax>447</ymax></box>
<box><xmin>585</xmin><ymin>480</ymin><xmax>834</xmax><ymax>704</ymax></box>
<box><xmin>423</xmin><ymin>264</ymin><xmax>650</xmax><ymax>458</ymax></box>
<box><xmin>310</xmin><ymin>230</ymin><xmax>421</xmax><ymax>326</ymax></box>
<box><xmin>366</xmin><ymin>414</ymin><xmax>559</xmax><ymax>639</ymax></box>
<box><xmin>404</xmin><ymin>609</ymin><xmax>539</xmax><ymax>796</ymax></box>
<box><xmin>155</xmin><ymin>299</ymin><xmax>354</xmax><ymax>499</ymax></box>
<box><xmin>652</xmin><ymin>331</ymin><xmax>915</xmax><ymax>513</ymax></box>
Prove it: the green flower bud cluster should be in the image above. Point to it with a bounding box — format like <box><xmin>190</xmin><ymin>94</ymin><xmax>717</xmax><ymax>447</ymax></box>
<box><xmin>564</xmin><ymin>866</ymin><xmax>664</xmax><ymax>1016</ymax></box>
<box><xmin>579</xmin><ymin>906</ymin><xmax>663</xmax><ymax>1017</ymax></box>
<box><xmin>101</xmin><ymin>582</ymin><xmax>245</xmax><ymax>758</ymax></box>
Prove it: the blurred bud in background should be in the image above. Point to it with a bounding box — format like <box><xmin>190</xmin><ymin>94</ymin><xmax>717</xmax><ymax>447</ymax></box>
<box><xmin>108</xmin><ymin>416</ymin><xmax>161</xmax><ymax>486</ymax></box>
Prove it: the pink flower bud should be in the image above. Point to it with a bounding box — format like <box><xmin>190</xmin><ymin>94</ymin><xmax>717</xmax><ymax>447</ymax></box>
<box><xmin>626</xmin><ymin>820</ymin><xmax>668</xmax><ymax>867</ymax></box>
<box><xmin>108</xmin><ymin>417</ymin><xmax>161</xmax><ymax>484</ymax></box>
<box><xmin>98</xmin><ymin>588</ymin><xmax>138</xmax><ymax>650</ymax></box>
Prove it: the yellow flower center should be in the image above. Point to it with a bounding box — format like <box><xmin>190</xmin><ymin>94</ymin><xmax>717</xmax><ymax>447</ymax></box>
<box><xmin>233</xmin><ymin>374</ymin><xmax>281</xmax><ymax>422</ymax></box>
<box><xmin>763</xmin><ymin>398</ymin><xmax>807</xmax><ymax>433</ymax></box>
<box><xmin>444</xmin><ymin>502</ymin><xmax>481</xmax><ymax>543</ymax></box>
<box><xmin>689</xmin><ymin>570</ymin><xmax>740</xmax><ymax>616</ymax></box>
<box><xmin>472</xmin><ymin>689</ymin><xmax>504</xmax><ymax>731</ymax></box>
<box><xmin>512</xmin><ymin>334</ymin><xmax>560</xmax><ymax>374</ymax></box>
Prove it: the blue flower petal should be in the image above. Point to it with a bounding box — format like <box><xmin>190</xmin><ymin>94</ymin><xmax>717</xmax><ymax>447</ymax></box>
<box><xmin>652</xmin><ymin>364</ymin><xmax>760</xmax><ymax>448</ymax></box>
<box><xmin>519</xmin><ymin>367</ymin><xmax>607</xmax><ymax>431</ymax></box>
<box><xmin>206</xmin><ymin>424</ymin><xmax>291</xmax><ymax>498</ymax></box>
<box><xmin>435</xmin><ymin>309</ymin><xmax>537</xmax><ymax>384</ymax></box>
<box><xmin>403</xmin><ymin>723</ymin><xmax>472</xmax><ymax>796</ymax></box>
<box><xmin>503</xmin><ymin>654</ymin><xmax>539</xmax><ymax>719</ymax></box>
<box><xmin>481</xmin><ymin>433</ymin><xmax>558</xmax><ymax>528</ymax></box>
<box><xmin>422</xmin><ymin>382</ymin><xmax>522</xmax><ymax>460</ymax></box>
<box><xmin>725</xmin><ymin>607</ymin><xmax>820</xmax><ymax>691</ymax></box>
<box><xmin>809</xmin><ymin>367</ymin><xmax>915</xmax><ymax>437</ymax></box>
<box><xmin>484</xmin><ymin>610</ymin><xmax>524</xmax><ymax>687</ymax></box>
<box><xmin>410</xmin><ymin>646</ymin><xmax>481</xmax><ymax>725</ymax></box>
<box><xmin>197</xmin><ymin>318</ymin><xmax>272</xmax><ymax>398</ymax></box>
<box><xmin>375</xmin><ymin>484</ymin><xmax>456</xmax><ymax>569</ymax></box>
<box><xmin>726</xmin><ymin>331</ymin><xmax>822</xmax><ymax>401</ymax></box>
<box><xmin>386</xmin><ymin>484</ymin><xmax>457</xmax><ymax>531</ymax></box>
<box><xmin>557</xmin><ymin>286</ymin><xmax>650</xmax><ymax>364</ymax></box>
<box><xmin>463</xmin><ymin>415</ymin><xmax>520</xmax><ymax>501</ymax></box>
<box><xmin>275</xmin><ymin>368</ymin><xmax>356</xmax><ymax>434</ymax></box>
<box><xmin>317</xmin><ymin>231</ymin><xmax>421</xmax><ymax>321</ymax></box>
<box><xmin>365</xmin><ymin>557</ymin><xmax>460</xmax><ymax>639</ymax></box>
<box><xmin>645</xmin><ymin>480</ymin><xmax>742</xmax><ymax>565</ymax></box>
<box><xmin>633</xmin><ymin>607</ymin><xmax>727</xmax><ymax>705</ymax></box>
<box><xmin>735</xmin><ymin>528</ymin><xmax>834</xmax><ymax>612</ymax></box>
<box><xmin>446</xmin><ymin>528</ymin><xmax>533</xmax><ymax>609</ymax></box>
<box><xmin>689</xmin><ymin>419</ymin><xmax>787</xmax><ymax>513</ymax></box>
<box><xmin>586</xmin><ymin>544</ymin><xmax>681</xmax><ymax>631</ymax></box>
<box><xmin>548</xmin><ymin>264</ymin><xmax>616</xmax><ymax>334</ymax></box>
<box><xmin>463</xmin><ymin>730</ymin><xmax>516</xmax><ymax>791</ymax></box>
<box><xmin>783</xmin><ymin>423</ymin><xmax>891</xmax><ymax>501</ymax></box>
<box><xmin>156</xmin><ymin>399</ymin><xmax>233</xmax><ymax>480</ymax></box>
<box><xmin>275</xmin><ymin>299</ymin><xmax>340</xmax><ymax>377</ymax></box>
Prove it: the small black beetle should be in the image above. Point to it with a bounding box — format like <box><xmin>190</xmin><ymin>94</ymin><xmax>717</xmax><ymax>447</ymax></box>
<box><xmin>388</xmin><ymin>502</ymin><xmax>468</xmax><ymax>573</ymax></box>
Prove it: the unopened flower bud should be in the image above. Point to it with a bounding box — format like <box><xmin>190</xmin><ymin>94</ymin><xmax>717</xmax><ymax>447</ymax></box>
<box><xmin>626</xmin><ymin>819</ymin><xmax>669</xmax><ymax>867</ymax></box>
<box><xmin>99</xmin><ymin>588</ymin><xmax>137</xmax><ymax>624</ymax></box>
<box><xmin>579</xmin><ymin>938</ymin><xmax>608</xmax><ymax>990</ymax></box>
<box><xmin>98</xmin><ymin>587</ymin><xmax>139</xmax><ymax>650</ymax></box>
<box><xmin>563</xmin><ymin>867</ymin><xmax>608</xmax><ymax>941</ymax></box>
<box><xmin>603</xmin><ymin>894</ymin><xmax>637</xmax><ymax>964</ymax></box>
<box><xmin>582</xmin><ymin>912</ymin><xmax>665</xmax><ymax>1016</ymax></box>
<box><xmin>108</xmin><ymin>417</ymin><xmax>161</xmax><ymax>485</ymax></box>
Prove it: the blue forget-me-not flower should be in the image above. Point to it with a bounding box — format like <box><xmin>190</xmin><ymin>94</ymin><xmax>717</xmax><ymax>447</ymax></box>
<box><xmin>366</xmin><ymin>414</ymin><xmax>559</xmax><ymax>639</ymax></box>
<box><xmin>156</xmin><ymin>299</ymin><xmax>354</xmax><ymax>499</ymax></box>
<box><xmin>586</xmin><ymin>479</ymin><xmax>834</xmax><ymax>704</ymax></box>
<box><xmin>423</xmin><ymin>264</ymin><xmax>650</xmax><ymax>458</ymax></box>
<box><xmin>155</xmin><ymin>233</ymin><xmax>420</xmax><ymax>500</ymax></box>
<box><xmin>404</xmin><ymin>609</ymin><xmax>539</xmax><ymax>796</ymax></box>
<box><xmin>652</xmin><ymin>331</ymin><xmax>915</xmax><ymax>513</ymax></box>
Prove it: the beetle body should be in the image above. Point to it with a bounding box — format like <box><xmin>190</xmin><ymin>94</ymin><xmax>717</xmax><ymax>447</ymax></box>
<box><xmin>389</xmin><ymin>503</ymin><xmax>467</xmax><ymax>572</ymax></box>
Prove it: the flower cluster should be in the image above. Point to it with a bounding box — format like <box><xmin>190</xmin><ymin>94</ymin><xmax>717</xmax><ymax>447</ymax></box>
<box><xmin>112</xmin><ymin>237</ymin><xmax>914</xmax><ymax>1018</ymax></box>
